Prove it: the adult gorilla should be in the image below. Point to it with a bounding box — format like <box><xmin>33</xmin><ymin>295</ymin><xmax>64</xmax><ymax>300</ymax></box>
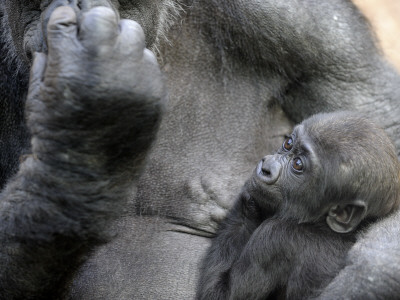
<box><xmin>1</xmin><ymin>0</ymin><xmax>400</xmax><ymax>299</ymax></box>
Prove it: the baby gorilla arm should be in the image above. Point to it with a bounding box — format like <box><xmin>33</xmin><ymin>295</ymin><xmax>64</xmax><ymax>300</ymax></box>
<box><xmin>0</xmin><ymin>6</ymin><xmax>165</xmax><ymax>299</ymax></box>
<box><xmin>228</xmin><ymin>220</ymin><xmax>353</xmax><ymax>300</ymax></box>
<box><xmin>224</xmin><ymin>220</ymin><xmax>292</xmax><ymax>300</ymax></box>
<box><xmin>200</xmin><ymin>216</ymin><xmax>353</xmax><ymax>300</ymax></box>
<box><xmin>197</xmin><ymin>196</ymin><xmax>303</xmax><ymax>300</ymax></box>
<box><xmin>197</xmin><ymin>191</ymin><xmax>264</xmax><ymax>300</ymax></box>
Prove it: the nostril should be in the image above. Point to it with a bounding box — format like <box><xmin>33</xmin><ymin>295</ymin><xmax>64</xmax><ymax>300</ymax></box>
<box><xmin>261</xmin><ymin>168</ymin><xmax>271</xmax><ymax>176</ymax></box>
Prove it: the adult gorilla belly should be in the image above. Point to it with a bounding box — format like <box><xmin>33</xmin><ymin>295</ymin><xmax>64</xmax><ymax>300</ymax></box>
<box><xmin>70</xmin><ymin>218</ymin><xmax>209</xmax><ymax>299</ymax></box>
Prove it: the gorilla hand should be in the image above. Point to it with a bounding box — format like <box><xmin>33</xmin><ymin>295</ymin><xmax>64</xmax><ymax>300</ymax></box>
<box><xmin>28</xmin><ymin>6</ymin><xmax>166</xmax><ymax>177</ymax></box>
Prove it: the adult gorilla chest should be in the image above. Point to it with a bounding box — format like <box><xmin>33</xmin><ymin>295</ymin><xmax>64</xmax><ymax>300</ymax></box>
<box><xmin>70</xmin><ymin>20</ymin><xmax>293</xmax><ymax>299</ymax></box>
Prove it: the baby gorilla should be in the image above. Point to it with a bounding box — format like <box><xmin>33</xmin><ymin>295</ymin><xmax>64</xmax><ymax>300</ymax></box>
<box><xmin>197</xmin><ymin>112</ymin><xmax>400</xmax><ymax>300</ymax></box>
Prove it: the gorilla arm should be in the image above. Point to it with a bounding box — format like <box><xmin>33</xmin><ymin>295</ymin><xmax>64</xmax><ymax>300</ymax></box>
<box><xmin>200</xmin><ymin>216</ymin><xmax>352</xmax><ymax>300</ymax></box>
<box><xmin>240</xmin><ymin>0</ymin><xmax>400</xmax><ymax>117</ymax></box>
<box><xmin>197</xmin><ymin>191</ymin><xmax>264</xmax><ymax>300</ymax></box>
<box><xmin>200</xmin><ymin>0</ymin><xmax>400</xmax><ymax>145</ymax></box>
<box><xmin>0</xmin><ymin>7</ymin><xmax>165</xmax><ymax>299</ymax></box>
<box><xmin>218</xmin><ymin>219</ymin><xmax>293</xmax><ymax>300</ymax></box>
<box><xmin>314</xmin><ymin>210</ymin><xmax>400</xmax><ymax>300</ymax></box>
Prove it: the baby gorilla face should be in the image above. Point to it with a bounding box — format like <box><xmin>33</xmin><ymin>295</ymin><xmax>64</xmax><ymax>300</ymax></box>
<box><xmin>248</xmin><ymin>122</ymin><xmax>326</xmax><ymax>223</ymax></box>
<box><xmin>246</xmin><ymin>111</ymin><xmax>400</xmax><ymax>233</ymax></box>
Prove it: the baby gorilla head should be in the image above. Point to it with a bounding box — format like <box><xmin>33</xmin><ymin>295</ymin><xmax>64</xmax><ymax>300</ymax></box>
<box><xmin>247</xmin><ymin>111</ymin><xmax>400</xmax><ymax>233</ymax></box>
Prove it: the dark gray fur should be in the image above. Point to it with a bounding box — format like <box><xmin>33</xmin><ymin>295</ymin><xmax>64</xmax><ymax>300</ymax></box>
<box><xmin>197</xmin><ymin>112</ymin><xmax>400</xmax><ymax>299</ymax></box>
<box><xmin>1</xmin><ymin>0</ymin><xmax>400</xmax><ymax>299</ymax></box>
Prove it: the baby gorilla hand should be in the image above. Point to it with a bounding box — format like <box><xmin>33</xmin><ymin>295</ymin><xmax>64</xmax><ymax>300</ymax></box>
<box><xmin>27</xmin><ymin>6</ymin><xmax>165</xmax><ymax>176</ymax></box>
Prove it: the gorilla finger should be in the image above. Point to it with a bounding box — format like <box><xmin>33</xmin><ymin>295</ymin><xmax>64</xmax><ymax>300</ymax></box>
<box><xmin>47</xmin><ymin>6</ymin><xmax>78</xmax><ymax>51</ymax></box>
<box><xmin>118</xmin><ymin>19</ymin><xmax>146</xmax><ymax>58</ymax></box>
<box><xmin>28</xmin><ymin>52</ymin><xmax>47</xmax><ymax>99</ymax></box>
<box><xmin>79</xmin><ymin>7</ymin><xmax>119</xmax><ymax>53</ymax></box>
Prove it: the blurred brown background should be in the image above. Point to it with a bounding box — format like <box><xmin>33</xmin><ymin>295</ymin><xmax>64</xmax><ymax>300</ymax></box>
<box><xmin>354</xmin><ymin>0</ymin><xmax>400</xmax><ymax>71</ymax></box>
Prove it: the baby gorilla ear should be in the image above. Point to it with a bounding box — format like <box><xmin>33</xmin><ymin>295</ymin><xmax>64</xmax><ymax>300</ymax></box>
<box><xmin>326</xmin><ymin>200</ymin><xmax>367</xmax><ymax>233</ymax></box>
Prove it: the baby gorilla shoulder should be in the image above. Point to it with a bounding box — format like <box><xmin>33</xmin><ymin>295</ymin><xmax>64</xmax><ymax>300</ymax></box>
<box><xmin>197</xmin><ymin>111</ymin><xmax>400</xmax><ymax>300</ymax></box>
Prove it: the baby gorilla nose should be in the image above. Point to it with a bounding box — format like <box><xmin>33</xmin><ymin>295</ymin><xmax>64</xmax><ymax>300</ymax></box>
<box><xmin>257</xmin><ymin>155</ymin><xmax>281</xmax><ymax>184</ymax></box>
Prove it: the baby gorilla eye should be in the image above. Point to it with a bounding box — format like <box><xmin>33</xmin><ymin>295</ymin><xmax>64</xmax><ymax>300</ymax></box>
<box><xmin>292</xmin><ymin>157</ymin><xmax>304</xmax><ymax>172</ymax></box>
<box><xmin>283</xmin><ymin>137</ymin><xmax>294</xmax><ymax>151</ymax></box>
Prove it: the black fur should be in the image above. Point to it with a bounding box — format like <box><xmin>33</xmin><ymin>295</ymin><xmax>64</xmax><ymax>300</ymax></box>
<box><xmin>197</xmin><ymin>112</ymin><xmax>400</xmax><ymax>300</ymax></box>
<box><xmin>0</xmin><ymin>15</ymin><xmax>30</xmax><ymax>189</ymax></box>
<box><xmin>1</xmin><ymin>1</ymin><xmax>400</xmax><ymax>299</ymax></box>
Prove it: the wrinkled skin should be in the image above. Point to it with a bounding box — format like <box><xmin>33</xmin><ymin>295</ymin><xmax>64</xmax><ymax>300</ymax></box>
<box><xmin>1</xmin><ymin>0</ymin><xmax>400</xmax><ymax>299</ymax></box>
